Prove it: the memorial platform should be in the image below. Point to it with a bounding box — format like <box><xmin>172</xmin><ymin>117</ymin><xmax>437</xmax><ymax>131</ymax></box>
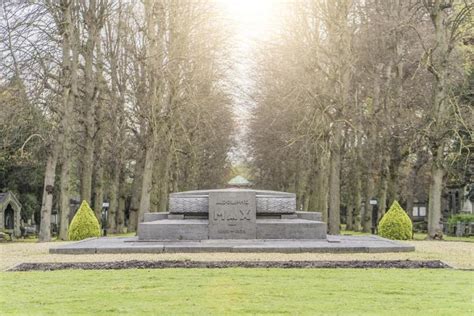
<box><xmin>49</xmin><ymin>235</ymin><xmax>415</xmax><ymax>254</ymax></box>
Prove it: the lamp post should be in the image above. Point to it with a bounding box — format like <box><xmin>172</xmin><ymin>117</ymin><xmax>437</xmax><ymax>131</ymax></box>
<box><xmin>369</xmin><ymin>198</ymin><xmax>378</xmax><ymax>234</ymax></box>
<box><xmin>101</xmin><ymin>203</ymin><xmax>109</xmax><ymax>236</ymax></box>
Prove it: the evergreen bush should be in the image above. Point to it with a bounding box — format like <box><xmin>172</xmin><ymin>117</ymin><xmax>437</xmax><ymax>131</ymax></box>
<box><xmin>68</xmin><ymin>200</ymin><xmax>101</xmax><ymax>241</ymax></box>
<box><xmin>378</xmin><ymin>201</ymin><xmax>412</xmax><ymax>240</ymax></box>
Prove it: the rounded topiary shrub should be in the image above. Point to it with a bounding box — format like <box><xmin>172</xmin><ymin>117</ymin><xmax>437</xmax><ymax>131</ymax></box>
<box><xmin>378</xmin><ymin>201</ymin><xmax>412</xmax><ymax>240</ymax></box>
<box><xmin>68</xmin><ymin>200</ymin><xmax>101</xmax><ymax>241</ymax></box>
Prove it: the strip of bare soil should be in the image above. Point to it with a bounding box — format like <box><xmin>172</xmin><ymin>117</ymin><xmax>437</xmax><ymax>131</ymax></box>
<box><xmin>9</xmin><ymin>260</ymin><xmax>451</xmax><ymax>271</ymax></box>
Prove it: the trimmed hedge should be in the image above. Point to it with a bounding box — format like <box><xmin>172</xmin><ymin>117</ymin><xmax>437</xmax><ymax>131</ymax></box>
<box><xmin>378</xmin><ymin>201</ymin><xmax>412</xmax><ymax>240</ymax></box>
<box><xmin>68</xmin><ymin>200</ymin><xmax>101</xmax><ymax>241</ymax></box>
<box><xmin>447</xmin><ymin>213</ymin><xmax>474</xmax><ymax>225</ymax></box>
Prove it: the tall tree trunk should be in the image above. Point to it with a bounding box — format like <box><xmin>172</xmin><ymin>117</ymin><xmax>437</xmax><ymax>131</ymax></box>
<box><xmin>92</xmin><ymin>41</ymin><xmax>106</xmax><ymax>220</ymax></box>
<box><xmin>38</xmin><ymin>144</ymin><xmax>59</xmax><ymax>242</ymax></box>
<box><xmin>353</xmin><ymin>176</ymin><xmax>362</xmax><ymax>231</ymax></box>
<box><xmin>58</xmin><ymin>153</ymin><xmax>70</xmax><ymax>240</ymax></box>
<box><xmin>128</xmin><ymin>152</ymin><xmax>144</xmax><ymax>232</ymax></box>
<box><xmin>58</xmin><ymin>1</ymin><xmax>77</xmax><ymax>241</ymax></box>
<box><xmin>315</xmin><ymin>154</ymin><xmax>329</xmax><ymax>221</ymax></box>
<box><xmin>136</xmin><ymin>0</ymin><xmax>163</xmax><ymax>223</ymax></box>
<box><xmin>92</xmin><ymin>143</ymin><xmax>104</xmax><ymax>220</ymax></box>
<box><xmin>81</xmin><ymin>138</ymin><xmax>94</xmax><ymax>204</ymax></box>
<box><xmin>406</xmin><ymin>153</ymin><xmax>426</xmax><ymax>219</ymax></box>
<box><xmin>387</xmin><ymin>140</ymin><xmax>402</xmax><ymax>205</ymax></box>
<box><xmin>114</xmin><ymin>149</ymin><xmax>126</xmax><ymax>232</ymax></box>
<box><xmin>428</xmin><ymin>146</ymin><xmax>445</xmax><ymax>238</ymax></box>
<box><xmin>308</xmin><ymin>186</ymin><xmax>319</xmax><ymax>212</ymax></box>
<box><xmin>138</xmin><ymin>138</ymin><xmax>157</xmax><ymax>223</ymax></box>
<box><xmin>307</xmin><ymin>152</ymin><xmax>319</xmax><ymax>212</ymax></box>
<box><xmin>362</xmin><ymin>176</ymin><xmax>374</xmax><ymax>233</ymax></box>
<box><xmin>378</xmin><ymin>183</ymin><xmax>387</xmax><ymax>225</ymax></box>
<box><xmin>294</xmin><ymin>160</ymin><xmax>303</xmax><ymax>210</ymax></box>
<box><xmin>346</xmin><ymin>148</ymin><xmax>359</xmax><ymax>231</ymax></box>
<box><xmin>423</xmin><ymin>0</ymin><xmax>465</xmax><ymax>239</ymax></box>
<box><xmin>159</xmin><ymin>147</ymin><xmax>172</xmax><ymax>213</ymax></box>
<box><xmin>378</xmin><ymin>154</ymin><xmax>389</xmax><ymax>222</ymax></box>
<box><xmin>108</xmin><ymin>169</ymin><xmax>120</xmax><ymax>233</ymax></box>
<box><xmin>80</xmin><ymin>0</ymin><xmax>104</xmax><ymax>205</ymax></box>
<box><xmin>302</xmin><ymin>182</ymin><xmax>310</xmax><ymax>212</ymax></box>
<box><xmin>328</xmin><ymin>128</ymin><xmax>342</xmax><ymax>235</ymax></box>
<box><xmin>346</xmin><ymin>200</ymin><xmax>353</xmax><ymax>232</ymax></box>
<box><xmin>298</xmin><ymin>170</ymin><xmax>309</xmax><ymax>212</ymax></box>
<box><xmin>116</xmin><ymin>178</ymin><xmax>126</xmax><ymax>233</ymax></box>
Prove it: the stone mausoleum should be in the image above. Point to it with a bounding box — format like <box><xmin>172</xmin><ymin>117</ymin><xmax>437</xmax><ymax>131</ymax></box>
<box><xmin>138</xmin><ymin>189</ymin><xmax>326</xmax><ymax>240</ymax></box>
<box><xmin>0</xmin><ymin>191</ymin><xmax>22</xmax><ymax>238</ymax></box>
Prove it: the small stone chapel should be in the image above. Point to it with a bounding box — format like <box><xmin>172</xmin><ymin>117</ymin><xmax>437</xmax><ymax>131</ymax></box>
<box><xmin>0</xmin><ymin>191</ymin><xmax>22</xmax><ymax>237</ymax></box>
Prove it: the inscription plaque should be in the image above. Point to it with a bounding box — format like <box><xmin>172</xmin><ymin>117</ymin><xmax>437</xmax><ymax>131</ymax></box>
<box><xmin>208</xmin><ymin>191</ymin><xmax>256</xmax><ymax>239</ymax></box>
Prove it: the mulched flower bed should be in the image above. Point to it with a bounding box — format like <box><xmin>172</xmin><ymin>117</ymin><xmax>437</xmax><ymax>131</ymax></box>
<box><xmin>9</xmin><ymin>260</ymin><xmax>451</xmax><ymax>271</ymax></box>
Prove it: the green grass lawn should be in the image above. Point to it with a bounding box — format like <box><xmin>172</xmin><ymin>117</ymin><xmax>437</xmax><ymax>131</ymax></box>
<box><xmin>1</xmin><ymin>269</ymin><xmax>472</xmax><ymax>315</ymax></box>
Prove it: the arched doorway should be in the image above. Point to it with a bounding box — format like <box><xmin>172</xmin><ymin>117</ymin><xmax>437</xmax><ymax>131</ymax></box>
<box><xmin>1</xmin><ymin>191</ymin><xmax>22</xmax><ymax>237</ymax></box>
<box><xmin>4</xmin><ymin>204</ymin><xmax>14</xmax><ymax>230</ymax></box>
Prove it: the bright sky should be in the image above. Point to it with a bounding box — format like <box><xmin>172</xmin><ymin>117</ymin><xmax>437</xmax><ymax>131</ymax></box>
<box><xmin>216</xmin><ymin>0</ymin><xmax>284</xmax><ymax>41</ymax></box>
<box><xmin>215</xmin><ymin>0</ymin><xmax>286</xmax><ymax>163</ymax></box>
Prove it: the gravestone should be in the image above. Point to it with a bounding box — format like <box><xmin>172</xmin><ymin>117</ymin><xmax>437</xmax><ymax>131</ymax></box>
<box><xmin>208</xmin><ymin>191</ymin><xmax>256</xmax><ymax>239</ymax></box>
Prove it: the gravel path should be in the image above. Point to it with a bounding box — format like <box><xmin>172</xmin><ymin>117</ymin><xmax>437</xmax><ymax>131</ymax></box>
<box><xmin>1</xmin><ymin>240</ymin><xmax>473</xmax><ymax>271</ymax></box>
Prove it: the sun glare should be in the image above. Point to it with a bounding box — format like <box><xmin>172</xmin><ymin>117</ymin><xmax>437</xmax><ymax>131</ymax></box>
<box><xmin>216</xmin><ymin>0</ymin><xmax>284</xmax><ymax>40</ymax></box>
<box><xmin>215</xmin><ymin>0</ymin><xmax>286</xmax><ymax>163</ymax></box>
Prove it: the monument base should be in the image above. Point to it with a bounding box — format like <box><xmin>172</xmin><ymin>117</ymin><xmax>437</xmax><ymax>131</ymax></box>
<box><xmin>137</xmin><ymin>189</ymin><xmax>328</xmax><ymax>241</ymax></box>
<box><xmin>138</xmin><ymin>217</ymin><xmax>326</xmax><ymax>241</ymax></box>
<box><xmin>138</xmin><ymin>212</ymin><xmax>326</xmax><ymax>241</ymax></box>
<box><xmin>49</xmin><ymin>235</ymin><xmax>415</xmax><ymax>254</ymax></box>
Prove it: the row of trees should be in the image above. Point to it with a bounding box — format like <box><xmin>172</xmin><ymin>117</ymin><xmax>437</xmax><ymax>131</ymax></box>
<box><xmin>249</xmin><ymin>0</ymin><xmax>472</xmax><ymax>237</ymax></box>
<box><xmin>1</xmin><ymin>0</ymin><xmax>471</xmax><ymax>241</ymax></box>
<box><xmin>1</xmin><ymin>0</ymin><xmax>234</xmax><ymax>241</ymax></box>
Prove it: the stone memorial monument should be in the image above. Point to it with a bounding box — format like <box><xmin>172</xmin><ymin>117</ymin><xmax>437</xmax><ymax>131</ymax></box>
<box><xmin>51</xmin><ymin>188</ymin><xmax>415</xmax><ymax>253</ymax></box>
<box><xmin>138</xmin><ymin>188</ymin><xmax>326</xmax><ymax>240</ymax></box>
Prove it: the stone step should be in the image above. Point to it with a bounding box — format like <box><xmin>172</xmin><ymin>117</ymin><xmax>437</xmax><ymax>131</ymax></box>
<box><xmin>139</xmin><ymin>219</ymin><xmax>208</xmax><ymax>241</ymax></box>
<box><xmin>138</xmin><ymin>218</ymin><xmax>326</xmax><ymax>241</ymax></box>
<box><xmin>144</xmin><ymin>213</ymin><xmax>169</xmax><ymax>222</ymax></box>
<box><xmin>257</xmin><ymin>219</ymin><xmax>326</xmax><ymax>239</ymax></box>
<box><xmin>296</xmin><ymin>211</ymin><xmax>322</xmax><ymax>221</ymax></box>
